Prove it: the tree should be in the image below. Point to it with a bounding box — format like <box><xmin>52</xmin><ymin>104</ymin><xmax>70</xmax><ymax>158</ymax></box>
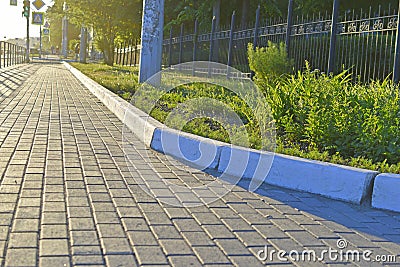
<box><xmin>46</xmin><ymin>1</ymin><xmax>80</xmax><ymax>52</ymax></box>
<box><xmin>47</xmin><ymin>0</ymin><xmax>142</xmax><ymax>65</ymax></box>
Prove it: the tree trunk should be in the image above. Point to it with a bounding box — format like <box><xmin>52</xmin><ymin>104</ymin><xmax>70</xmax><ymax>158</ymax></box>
<box><xmin>103</xmin><ymin>38</ymin><xmax>115</xmax><ymax>66</ymax></box>
<box><xmin>240</xmin><ymin>0</ymin><xmax>249</xmax><ymax>29</ymax></box>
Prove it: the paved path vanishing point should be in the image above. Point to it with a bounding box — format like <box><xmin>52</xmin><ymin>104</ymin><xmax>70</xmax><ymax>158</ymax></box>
<box><xmin>0</xmin><ymin>62</ymin><xmax>399</xmax><ymax>267</ymax></box>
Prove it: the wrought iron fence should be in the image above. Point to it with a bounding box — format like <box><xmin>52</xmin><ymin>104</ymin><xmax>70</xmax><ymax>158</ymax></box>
<box><xmin>0</xmin><ymin>42</ymin><xmax>27</xmax><ymax>68</ymax></box>
<box><xmin>115</xmin><ymin>1</ymin><xmax>400</xmax><ymax>82</ymax></box>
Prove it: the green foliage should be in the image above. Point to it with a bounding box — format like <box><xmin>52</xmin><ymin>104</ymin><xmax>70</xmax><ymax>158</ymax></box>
<box><xmin>47</xmin><ymin>0</ymin><xmax>142</xmax><ymax>65</ymax></box>
<box><xmin>70</xmin><ymin>63</ymin><xmax>139</xmax><ymax>98</ymax></box>
<box><xmin>253</xmin><ymin>64</ymin><xmax>400</xmax><ymax>167</ymax></box>
<box><xmin>248</xmin><ymin>42</ymin><xmax>293</xmax><ymax>82</ymax></box>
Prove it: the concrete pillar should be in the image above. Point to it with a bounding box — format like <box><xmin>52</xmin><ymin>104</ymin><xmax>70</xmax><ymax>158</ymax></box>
<box><xmin>138</xmin><ymin>0</ymin><xmax>165</xmax><ymax>83</ymax></box>
<box><xmin>79</xmin><ymin>26</ymin><xmax>87</xmax><ymax>63</ymax></box>
<box><xmin>61</xmin><ymin>2</ymin><xmax>68</xmax><ymax>58</ymax></box>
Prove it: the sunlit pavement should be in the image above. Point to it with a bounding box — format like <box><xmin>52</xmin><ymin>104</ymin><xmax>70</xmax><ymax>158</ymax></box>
<box><xmin>0</xmin><ymin>62</ymin><xmax>399</xmax><ymax>267</ymax></box>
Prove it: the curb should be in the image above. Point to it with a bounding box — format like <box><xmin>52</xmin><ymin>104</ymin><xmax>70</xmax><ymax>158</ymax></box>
<box><xmin>218</xmin><ymin>146</ymin><xmax>378</xmax><ymax>204</ymax></box>
<box><xmin>65</xmin><ymin>62</ymin><xmax>396</xmax><ymax>210</ymax></box>
<box><xmin>372</xmin><ymin>173</ymin><xmax>400</xmax><ymax>212</ymax></box>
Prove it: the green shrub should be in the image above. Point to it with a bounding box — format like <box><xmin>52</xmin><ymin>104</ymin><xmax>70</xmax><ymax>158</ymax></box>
<box><xmin>248</xmin><ymin>41</ymin><xmax>293</xmax><ymax>82</ymax></box>
<box><xmin>252</xmin><ymin>60</ymin><xmax>400</xmax><ymax>165</ymax></box>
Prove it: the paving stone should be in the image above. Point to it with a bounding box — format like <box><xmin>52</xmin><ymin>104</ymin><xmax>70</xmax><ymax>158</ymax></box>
<box><xmin>8</xmin><ymin>232</ymin><xmax>38</xmax><ymax>249</ymax></box>
<box><xmin>215</xmin><ymin>238</ymin><xmax>253</xmax><ymax>256</ymax></box>
<box><xmin>192</xmin><ymin>246</ymin><xmax>232</xmax><ymax>265</ymax></box>
<box><xmin>127</xmin><ymin>231</ymin><xmax>159</xmax><ymax>246</ymax></box>
<box><xmin>41</xmin><ymin>224</ymin><xmax>68</xmax><ymax>239</ymax></box>
<box><xmin>41</xmin><ymin>213</ymin><xmax>67</xmax><ymax>225</ymax></box>
<box><xmin>159</xmin><ymin>239</ymin><xmax>194</xmax><ymax>256</ymax></box>
<box><xmin>168</xmin><ymin>255</ymin><xmax>203</xmax><ymax>267</ymax></box>
<box><xmin>70</xmin><ymin>231</ymin><xmax>100</xmax><ymax>246</ymax></box>
<box><xmin>173</xmin><ymin>218</ymin><xmax>203</xmax><ymax>232</ymax></box>
<box><xmin>71</xmin><ymin>245</ymin><xmax>102</xmax><ymax>256</ymax></box>
<box><xmin>105</xmin><ymin>254</ymin><xmax>138</xmax><ymax>267</ymax></box>
<box><xmin>72</xmin><ymin>255</ymin><xmax>105</xmax><ymax>265</ymax></box>
<box><xmin>122</xmin><ymin>218</ymin><xmax>150</xmax><ymax>231</ymax></box>
<box><xmin>100</xmin><ymin>237</ymin><xmax>133</xmax><ymax>255</ymax></box>
<box><xmin>233</xmin><ymin>231</ymin><xmax>267</xmax><ymax>248</ymax></box>
<box><xmin>229</xmin><ymin>255</ymin><xmax>265</xmax><ymax>267</ymax></box>
<box><xmin>39</xmin><ymin>256</ymin><xmax>71</xmax><ymax>267</ymax></box>
<box><xmin>134</xmin><ymin>246</ymin><xmax>169</xmax><ymax>265</ymax></box>
<box><xmin>182</xmin><ymin>231</ymin><xmax>215</xmax><ymax>247</ymax></box>
<box><xmin>5</xmin><ymin>248</ymin><xmax>37</xmax><ymax>267</ymax></box>
<box><xmin>39</xmin><ymin>239</ymin><xmax>69</xmax><ymax>256</ymax></box>
<box><xmin>203</xmin><ymin>224</ymin><xmax>236</xmax><ymax>239</ymax></box>
<box><xmin>12</xmin><ymin>218</ymin><xmax>39</xmax><ymax>232</ymax></box>
<box><xmin>97</xmin><ymin>223</ymin><xmax>126</xmax><ymax>238</ymax></box>
<box><xmin>151</xmin><ymin>224</ymin><xmax>183</xmax><ymax>240</ymax></box>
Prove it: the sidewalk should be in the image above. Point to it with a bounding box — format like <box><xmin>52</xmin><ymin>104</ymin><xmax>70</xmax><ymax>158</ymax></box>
<box><xmin>0</xmin><ymin>62</ymin><xmax>399</xmax><ymax>267</ymax></box>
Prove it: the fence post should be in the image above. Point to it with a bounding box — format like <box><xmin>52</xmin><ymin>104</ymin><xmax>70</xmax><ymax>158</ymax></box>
<box><xmin>285</xmin><ymin>0</ymin><xmax>294</xmax><ymax>56</ymax></box>
<box><xmin>3</xmin><ymin>43</ymin><xmax>6</xmax><ymax>67</ymax></box>
<box><xmin>168</xmin><ymin>27</ymin><xmax>173</xmax><ymax>67</ymax></box>
<box><xmin>0</xmin><ymin>42</ymin><xmax>2</xmax><ymax>68</ymax></box>
<box><xmin>251</xmin><ymin>6</ymin><xmax>261</xmax><ymax>78</ymax></box>
<box><xmin>209</xmin><ymin>16</ymin><xmax>217</xmax><ymax>76</ymax></box>
<box><xmin>119</xmin><ymin>43</ymin><xmax>123</xmax><ymax>65</ymax></box>
<box><xmin>128</xmin><ymin>40</ymin><xmax>133</xmax><ymax>66</ymax></box>
<box><xmin>122</xmin><ymin>42</ymin><xmax>127</xmax><ymax>66</ymax></box>
<box><xmin>393</xmin><ymin>1</ymin><xmax>400</xmax><ymax>82</ymax></box>
<box><xmin>227</xmin><ymin>11</ymin><xmax>236</xmax><ymax>77</ymax></box>
<box><xmin>7</xmin><ymin>43</ymin><xmax>10</xmax><ymax>67</ymax></box>
<box><xmin>192</xmin><ymin>19</ymin><xmax>198</xmax><ymax>76</ymax></box>
<box><xmin>328</xmin><ymin>0</ymin><xmax>340</xmax><ymax>74</ymax></box>
<box><xmin>134</xmin><ymin>40</ymin><xmax>137</xmax><ymax>66</ymax></box>
<box><xmin>179</xmin><ymin>24</ymin><xmax>184</xmax><ymax>66</ymax></box>
<box><xmin>252</xmin><ymin>6</ymin><xmax>261</xmax><ymax>51</ymax></box>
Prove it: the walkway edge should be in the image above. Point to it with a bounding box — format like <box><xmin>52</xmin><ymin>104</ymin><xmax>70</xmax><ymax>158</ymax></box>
<box><xmin>64</xmin><ymin>62</ymin><xmax>382</xmax><ymax>207</ymax></box>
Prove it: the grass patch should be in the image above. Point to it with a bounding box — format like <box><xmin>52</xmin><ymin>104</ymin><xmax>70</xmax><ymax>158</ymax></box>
<box><xmin>70</xmin><ymin>62</ymin><xmax>139</xmax><ymax>100</ymax></box>
<box><xmin>71</xmin><ymin>62</ymin><xmax>400</xmax><ymax>174</ymax></box>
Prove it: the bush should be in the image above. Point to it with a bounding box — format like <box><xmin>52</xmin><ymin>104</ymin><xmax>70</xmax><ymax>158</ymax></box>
<box><xmin>248</xmin><ymin>41</ymin><xmax>293</xmax><ymax>82</ymax></box>
<box><xmin>251</xmin><ymin>59</ymin><xmax>400</xmax><ymax>165</ymax></box>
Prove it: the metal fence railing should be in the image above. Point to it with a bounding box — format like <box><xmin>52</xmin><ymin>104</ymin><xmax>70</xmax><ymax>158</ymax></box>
<box><xmin>115</xmin><ymin>1</ymin><xmax>400</xmax><ymax>82</ymax></box>
<box><xmin>0</xmin><ymin>41</ymin><xmax>27</xmax><ymax>68</ymax></box>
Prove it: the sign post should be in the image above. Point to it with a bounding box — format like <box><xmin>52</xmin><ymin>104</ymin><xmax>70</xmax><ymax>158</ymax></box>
<box><xmin>23</xmin><ymin>0</ymin><xmax>30</xmax><ymax>63</ymax></box>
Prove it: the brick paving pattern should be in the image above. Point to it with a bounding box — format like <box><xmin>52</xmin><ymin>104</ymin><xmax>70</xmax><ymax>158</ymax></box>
<box><xmin>0</xmin><ymin>62</ymin><xmax>399</xmax><ymax>266</ymax></box>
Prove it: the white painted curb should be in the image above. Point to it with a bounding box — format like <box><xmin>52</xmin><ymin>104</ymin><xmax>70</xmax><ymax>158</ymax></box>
<box><xmin>218</xmin><ymin>146</ymin><xmax>378</xmax><ymax>204</ymax></box>
<box><xmin>151</xmin><ymin>128</ymin><xmax>223</xmax><ymax>170</ymax></box>
<box><xmin>372</xmin><ymin>173</ymin><xmax>400</xmax><ymax>212</ymax></box>
<box><xmin>65</xmin><ymin>62</ymin><xmax>385</xmax><ymax>207</ymax></box>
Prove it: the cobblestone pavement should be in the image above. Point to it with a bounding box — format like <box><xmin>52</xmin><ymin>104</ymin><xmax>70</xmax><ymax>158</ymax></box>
<box><xmin>0</xmin><ymin>62</ymin><xmax>399</xmax><ymax>267</ymax></box>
